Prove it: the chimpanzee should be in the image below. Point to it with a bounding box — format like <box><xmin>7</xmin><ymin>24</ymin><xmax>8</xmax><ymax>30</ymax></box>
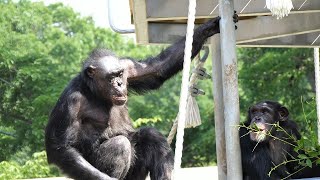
<box><xmin>45</xmin><ymin>15</ymin><xmax>238</xmax><ymax>180</ymax></box>
<box><xmin>240</xmin><ymin>100</ymin><xmax>320</xmax><ymax>180</ymax></box>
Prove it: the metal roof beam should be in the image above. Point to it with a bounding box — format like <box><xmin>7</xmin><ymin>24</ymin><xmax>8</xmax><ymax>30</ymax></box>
<box><xmin>237</xmin><ymin>13</ymin><xmax>320</xmax><ymax>43</ymax></box>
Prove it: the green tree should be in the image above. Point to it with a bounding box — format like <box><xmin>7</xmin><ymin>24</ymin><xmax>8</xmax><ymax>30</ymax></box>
<box><xmin>238</xmin><ymin>48</ymin><xmax>316</xmax><ymax>126</ymax></box>
<box><xmin>0</xmin><ymin>151</ymin><xmax>59</xmax><ymax>179</ymax></box>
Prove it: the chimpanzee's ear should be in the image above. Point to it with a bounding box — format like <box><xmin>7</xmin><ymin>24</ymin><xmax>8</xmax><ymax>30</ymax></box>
<box><xmin>86</xmin><ymin>65</ymin><xmax>97</xmax><ymax>78</ymax></box>
<box><xmin>279</xmin><ymin>106</ymin><xmax>289</xmax><ymax>121</ymax></box>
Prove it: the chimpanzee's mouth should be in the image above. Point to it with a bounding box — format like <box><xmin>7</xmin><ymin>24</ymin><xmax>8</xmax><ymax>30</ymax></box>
<box><xmin>112</xmin><ymin>95</ymin><xmax>127</xmax><ymax>105</ymax></box>
<box><xmin>112</xmin><ymin>96</ymin><xmax>127</xmax><ymax>100</ymax></box>
<box><xmin>253</xmin><ymin>128</ymin><xmax>266</xmax><ymax>134</ymax></box>
<box><xmin>249</xmin><ymin>122</ymin><xmax>268</xmax><ymax>142</ymax></box>
<box><xmin>250</xmin><ymin>128</ymin><xmax>267</xmax><ymax>142</ymax></box>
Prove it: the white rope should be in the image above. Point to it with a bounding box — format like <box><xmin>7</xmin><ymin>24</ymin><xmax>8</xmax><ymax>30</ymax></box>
<box><xmin>210</xmin><ymin>4</ymin><xmax>219</xmax><ymax>15</ymax></box>
<box><xmin>314</xmin><ymin>48</ymin><xmax>320</xmax><ymax>145</ymax></box>
<box><xmin>173</xmin><ymin>0</ymin><xmax>197</xmax><ymax>178</ymax></box>
<box><xmin>240</xmin><ymin>0</ymin><xmax>252</xmax><ymax>13</ymax></box>
<box><xmin>298</xmin><ymin>0</ymin><xmax>308</xmax><ymax>10</ymax></box>
<box><xmin>312</xmin><ymin>34</ymin><xmax>320</xmax><ymax>46</ymax></box>
<box><xmin>167</xmin><ymin>117</ymin><xmax>178</xmax><ymax>145</ymax></box>
<box><xmin>167</xmin><ymin>54</ymin><xmax>204</xmax><ymax>145</ymax></box>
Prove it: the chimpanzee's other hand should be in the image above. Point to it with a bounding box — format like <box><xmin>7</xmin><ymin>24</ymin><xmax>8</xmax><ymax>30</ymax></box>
<box><xmin>197</xmin><ymin>11</ymin><xmax>238</xmax><ymax>37</ymax></box>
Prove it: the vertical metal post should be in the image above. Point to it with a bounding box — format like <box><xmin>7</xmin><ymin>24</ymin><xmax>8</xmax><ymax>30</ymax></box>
<box><xmin>211</xmin><ymin>35</ymin><xmax>227</xmax><ymax>180</ymax></box>
<box><xmin>314</xmin><ymin>47</ymin><xmax>320</xmax><ymax>144</ymax></box>
<box><xmin>218</xmin><ymin>0</ymin><xmax>243</xmax><ymax>179</ymax></box>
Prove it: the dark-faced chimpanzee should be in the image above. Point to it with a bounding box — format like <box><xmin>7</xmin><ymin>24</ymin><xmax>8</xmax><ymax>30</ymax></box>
<box><xmin>45</xmin><ymin>16</ymin><xmax>237</xmax><ymax>180</ymax></box>
<box><xmin>240</xmin><ymin>100</ymin><xmax>320</xmax><ymax>180</ymax></box>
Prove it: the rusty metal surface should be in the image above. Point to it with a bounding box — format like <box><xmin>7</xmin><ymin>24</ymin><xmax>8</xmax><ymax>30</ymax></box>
<box><xmin>219</xmin><ymin>0</ymin><xmax>242</xmax><ymax>179</ymax></box>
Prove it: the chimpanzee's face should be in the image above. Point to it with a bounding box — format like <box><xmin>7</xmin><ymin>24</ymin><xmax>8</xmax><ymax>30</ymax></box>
<box><xmin>247</xmin><ymin>101</ymin><xmax>289</xmax><ymax>142</ymax></box>
<box><xmin>86</xmin><ymin>56</ymin><xmax>128</xmax><ymax>106</ymax></box>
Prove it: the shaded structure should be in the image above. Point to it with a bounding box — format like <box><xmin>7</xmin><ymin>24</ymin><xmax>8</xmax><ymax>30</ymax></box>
<box><xmin>131</xmin><ymin>0</ymin><xmax>320</xmax><ymax>47</ymax></box>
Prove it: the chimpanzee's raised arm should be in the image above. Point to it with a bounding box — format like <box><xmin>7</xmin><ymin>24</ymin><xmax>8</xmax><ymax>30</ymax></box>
<box><xmin>121</xmin><ymin>17</ymin><xmax>222</xmax><ymax>93</ymax></box>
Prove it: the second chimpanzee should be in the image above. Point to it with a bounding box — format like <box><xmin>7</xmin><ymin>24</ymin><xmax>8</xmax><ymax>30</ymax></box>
<box><xmin>45</xmin><ymin>16</ymin><xmax>238</xmax><ymax>180</ymax></box>
<box><xmin>240</xmin><ymin>100</ymin><xmax>320</xmax><ymax>180</ymax></box>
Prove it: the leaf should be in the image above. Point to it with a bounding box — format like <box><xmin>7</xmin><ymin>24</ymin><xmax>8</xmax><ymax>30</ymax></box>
<box><xmin>306</xmin><ymin>159</ymin><xmax>312</xmax><ymax>168</ymax></box>
<box><xmin>298</xmin><ymin>154</ymin><xmax>308</xmax><ymax>159</ymax></box>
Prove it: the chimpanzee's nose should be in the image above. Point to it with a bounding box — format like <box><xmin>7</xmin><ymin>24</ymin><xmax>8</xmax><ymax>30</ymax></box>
<box><xmin>253</xmin><ymin>117</ymin><xmax>262</xmax><ymax>122</ymax></box>
<box><xmin>117</xmin><ymin>81</ymin><xmax>122</xmax><ymax>87</ymax></box>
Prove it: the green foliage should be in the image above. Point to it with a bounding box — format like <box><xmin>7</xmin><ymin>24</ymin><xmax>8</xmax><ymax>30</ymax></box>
<box><xmin>0</xmin><ymin>151</ymin><xmax>59</xmax><ymax>179</ymax></box>
<box><xmin>294</xmin><ymin>99</ymin><xmax>320</xmax><ymax>167</ymax></box>
<box><xmin>238</xmin><ymin>48</ymin><xmax>316</xmax><ymax>127</ymax></box>
<box><xmin>133</xmin><ymin>116</ymin><xmax>162</xmax><ymax>128</ymax></box>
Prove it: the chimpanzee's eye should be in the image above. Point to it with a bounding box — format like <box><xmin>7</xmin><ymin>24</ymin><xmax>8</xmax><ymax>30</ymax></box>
<box><xmin>118</xmin><ymin>72</ymin><xmax>123</xmax><ymax>78</ymax></box>
<box><xmin>262</xmin><ymin>108</ymin><xmax>268</xmax><ymax>114</ymax></box>
<box><xmin>251</xmin><ymin>108</ymin><xmax>257</xmax><ymax>114</ymax></box>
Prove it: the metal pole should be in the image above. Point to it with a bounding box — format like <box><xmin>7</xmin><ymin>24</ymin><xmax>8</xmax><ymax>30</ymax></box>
<box><xmin>218</xmin><ymin>0</ymin><xmax>243</xmax><ymax>179</ymax></box>
<box><xmin>314</xmin><ymin>47</ymin><xmax>320</xmax><ymax>145</ymax></box>
<box><xmin>211</xmin><ymin>35</ymin><xmax>227</xmax><ymax>180</ymax></box>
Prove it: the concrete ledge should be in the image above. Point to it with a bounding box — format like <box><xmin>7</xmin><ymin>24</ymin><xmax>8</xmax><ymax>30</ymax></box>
<box><xmin>23</xmin><ymin>166</ymin><xmax>320</xmax><ymax>180</ymax></box>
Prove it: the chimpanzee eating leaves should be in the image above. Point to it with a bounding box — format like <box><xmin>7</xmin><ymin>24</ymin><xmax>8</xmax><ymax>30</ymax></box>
<box><xmin>240</xmin><ymin>100</ymin><xmax>320</xmax><ymax>180</ymax></box>
<box><xmin>45</xmin><ymin>15</ymin><xmax>238</xmax><ymax>180</ymax></box>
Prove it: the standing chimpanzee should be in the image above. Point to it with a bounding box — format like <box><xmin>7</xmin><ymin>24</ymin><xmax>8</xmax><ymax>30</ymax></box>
<box><xmin>240</xmin><ymin>100</ymin><xmax>320</xmax><ymax>180</ymax></box>
<box><xmin>45</xmin><ymin>16</ymin><xmax>238</xmax><ymax>180</ymax></box>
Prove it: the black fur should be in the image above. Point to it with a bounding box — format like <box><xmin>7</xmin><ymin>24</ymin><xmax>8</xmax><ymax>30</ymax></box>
<box><xmin>240</xmin><ymin>101</ymin><xmax>320</xmax><ymax>180</ymax></box>
<box><xmin>45</xmin><ymin>17</ymin><xmax>222</xmax><ymax>180</ymax></box>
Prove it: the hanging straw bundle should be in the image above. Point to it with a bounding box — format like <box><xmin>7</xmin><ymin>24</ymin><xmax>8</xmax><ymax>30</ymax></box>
<box><xmin>266</xmin><ymin>0</ymin><xmax>294</xmax><ymax>19</ymax></box>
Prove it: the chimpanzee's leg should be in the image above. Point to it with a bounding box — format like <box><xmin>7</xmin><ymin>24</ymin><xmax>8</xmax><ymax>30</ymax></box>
<box><xmin>125</xmin><ymin>127</ymin><xmax>174</xmax><ymax>180</ymax></box>
<box><xmin>94</xmin><ymin>135</ymin><xmax>133</xmax><ymax>179</ymax></box>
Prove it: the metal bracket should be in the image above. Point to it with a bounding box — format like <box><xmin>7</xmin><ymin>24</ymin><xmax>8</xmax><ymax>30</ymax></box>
<box><xmin>193</xmin><ymin>67</ymin><xmax>211</xmax><ymax>80</ymax></box>
<box><xmin>189</xmin><ymin>85</ymin><xmax>205</xmax><ymax>97</ymax></box>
